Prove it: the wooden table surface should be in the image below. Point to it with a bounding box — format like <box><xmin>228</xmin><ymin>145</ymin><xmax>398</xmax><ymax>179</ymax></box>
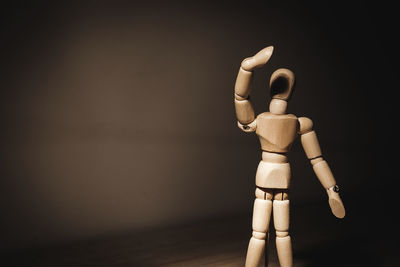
<box><xmin>3</xmin><ymin>202</ymin><xmax>397</xmax><ymax>267</ymax></box>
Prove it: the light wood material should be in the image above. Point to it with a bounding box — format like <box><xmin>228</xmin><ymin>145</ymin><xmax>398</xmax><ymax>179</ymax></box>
<box><xmin>262</xmin><ymin>151</ymin><xmax>288</xmax><ymax>163</ymax></box>
<box><xmin>255</xmin><ymin>187</ymin><xmax>273</xmax><ymax>200</ymax></box>
<box><xmin>245</xmin><ymin>237</ymin><xmax>265</xmax><ymax>267</ymax></box>
<box><xmin>252</xmin><ymin>199</ymin><xmax>272</xmax><ymax>233</ymax></box>
<box><xmin>234</xmin><ymin>92</ymin><xmax>247</xmax><ymax>101</ymax></box>
<box><xmin>269</xmin><ymin>99</ymin><xmax>288</xmax><ymax>115</ymax></box>
<box><xmin>273</xmin><ymin>189</ymin><xmax>289</xmax><ymax>200</ymax></box>
<box><xmin>310</xmin><ymin>157</ymin><xmax>323</xmax><ymax>165</ymax></box>
<box><xmin>234</xmin><ymin>68</ymin><xmax>252</xmax><ymax>98</ymax></box>
<box><xmin>276</xmin><ymin>236</ymin><xmax>293</xmax><ymax>267</ymax></box>
<box><xmin>241</xmin><ymin>46</ymin><xmax>274</xmax><ymax>71</ymax></box>
<box><xmin>297</xmin><ymin>117</ymin><xmax>313</xmax><ymax>134</ymax></box>
<box><xmin>246</xmin><ymin>196</ymin><xmax>273</xmax><ymax>267</ymax></box>
<box><xmin>234</xmin><ymin>46</ymin><xmax>345</xmax><ymax>267</ymax></box>
<box><xmin>274</xmin><ymin>199</ymin><xmax>292</xmax><ymax>267</ymax></box>
<box><xmin>300</xmin><ymin>130</ymin><xmax>322</xmax><ymax>159</ymax></box>
<box><xmin>298</xmin><ymin>116</ymin><xmax>346</xmax><ymax>219</ymax></box>
<box><xmin>234</xmin><ymin>98</ymin><xmax>255</xmax><ymax>124</ymax></box>
<box><xmin>237</xmin><ymin>120</ymin><xmax>257</xmax><ymax>132</ymax></box>
<box><xmin>273</xmin><ymin>200</ymin><xmax>290</xmax><ymax>232</ymax></box>
<box><xmin>276</xmin><ymin>231</ymin><xmax>288</xmax><ymax>237</ymax></box>
<box><xmin>270</xmin><ymin>68</ymin><xmax>295</xmax><ymax>100</ymax></box>
<box><xmin>234</xmin><ymin>46</ymin><xmax>273</xmax><ymax>132</ymax></box>
<box><xmin>252</xmin><ymin>231</ymin><xmax>267</xmax><ymax>239</ymax></box>
<box><xmin>312</xmin><ymin>160</ymin><xmax>336</xmax><ymax>189</ymax></box>
<box><xmin>255</xmin><ymin>161</ymin><xmax>291</xmax><ymax>189</ymax></box>
<box><xmin>327</xmin><ymin>186</ymin><xmax>346</xmax><ymax>218</ymax></box>
<box><xmin>256</xmin><ymin>112</ymin><xmax>298</xmax><ymax>153</ymax></box>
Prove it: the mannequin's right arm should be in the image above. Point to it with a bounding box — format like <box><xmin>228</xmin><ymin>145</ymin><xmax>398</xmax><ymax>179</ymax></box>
<box><xmin>234</xmin><ymin>46</ymin><xmax>274</xmax><ymax>132</ymax></box>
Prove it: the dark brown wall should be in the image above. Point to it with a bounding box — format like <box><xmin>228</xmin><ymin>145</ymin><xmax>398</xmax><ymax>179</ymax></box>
<box><xmin>1</xmin><ymin>1</ymin><xmax>396</xmax><ymax>251</ymax></box>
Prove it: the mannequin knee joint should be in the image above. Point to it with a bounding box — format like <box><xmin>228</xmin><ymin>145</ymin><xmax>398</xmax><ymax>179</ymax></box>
<box><xmin>276</xmin><ymin>230</ymin><xmax>289</xmax><ymax>237</ymax></box>
<box><xmin>252</xmin><ymin>231</ymin><xmax>267</xmax><ymax>240</ymax></box>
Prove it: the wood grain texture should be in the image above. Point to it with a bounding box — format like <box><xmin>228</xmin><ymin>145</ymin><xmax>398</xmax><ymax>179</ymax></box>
<box><xmin>312</xmin><ymin>160</ymin><xmax>336</xmax><ymax>189</ymax></box>
<box><xmin>269</xmin><ymin>68</ymin><xmax>295</xmax><ymax>101</ymax></box>
<box><xmin>300</xmin><ymin>131</ymin><xmax>322</xmax><ymax>159</ymax></box>
<box><xmin>2</xmin><ymin>203</ymin><xmax>393</xmax><ymax>267</ymax></box>
<box><xmin>234</xmin><ymin>98</ymin><xmax>255</xmax><ymax>125</ymax></box>
<box><xmin>256</xmin><ymin>112</ymin><xmax>298</xmax><ymax>153</ymax></box>
<box><xmin>234</xmin><ymin>68</ymin><xmax>252</xmax><ymax>98</ymax></box>
<box><xmin>255</xmin><ymin>161</ymin><xmax>291</xmax><ymax>189</ymax></box>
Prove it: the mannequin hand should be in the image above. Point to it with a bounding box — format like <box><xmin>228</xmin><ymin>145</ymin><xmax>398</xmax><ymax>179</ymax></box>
<box><xmin>241</xmin><ymin>46</ymin><xmax>274</xmax><ymax>71</ymax></box>
<box><xmin>327</xmin><ymin>185</ymin><xmax>345</xmax><ymax>218</ymax></box>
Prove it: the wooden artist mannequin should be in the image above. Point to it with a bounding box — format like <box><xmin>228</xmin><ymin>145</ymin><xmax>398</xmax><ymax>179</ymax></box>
<box><xmin>234</xmin><ymin>46</ymin><xmax>345</xmax><ymax>267</ymax></box>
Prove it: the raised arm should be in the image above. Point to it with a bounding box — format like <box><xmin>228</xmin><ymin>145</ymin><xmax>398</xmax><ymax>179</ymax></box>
<box><xmin>298</xmin><ymin>117</ymin><xmax>346</xmax><ymax>218</ymax></box>
<box><xmin>234</xmin><ymin>46</ymin><xmax>274</xmax><ymax>132</ymax></box>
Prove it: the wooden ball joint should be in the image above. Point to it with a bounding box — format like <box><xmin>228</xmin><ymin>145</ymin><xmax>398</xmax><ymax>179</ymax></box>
<box><xmin>234</xmin><ymin>46</ymin><xmax>345</xmax><ymax>267</ymax></box>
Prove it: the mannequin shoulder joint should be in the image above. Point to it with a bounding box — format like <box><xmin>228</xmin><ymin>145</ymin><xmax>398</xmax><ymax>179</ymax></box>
<box><xmin>298</xmin><ymin>117</ymin><xmax>313</xmax><ymax>134</ymax></box>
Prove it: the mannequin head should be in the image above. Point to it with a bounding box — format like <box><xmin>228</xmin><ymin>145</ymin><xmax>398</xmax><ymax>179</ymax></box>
<box><xmin>268</xmin><ymin>68</ymin><xmax>295</xmax><ymax>115</ymax></box>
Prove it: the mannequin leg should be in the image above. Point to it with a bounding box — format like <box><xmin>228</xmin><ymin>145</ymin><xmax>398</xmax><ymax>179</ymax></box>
<box><xmin>245</xmin><ymin>188</ymin><xmax>273</xmax><ymax>267</ymax></box>
<box><xmin>273</xmin><ymin>190</ymin><xmax>292</xmax><ymax>267</ymax></box>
